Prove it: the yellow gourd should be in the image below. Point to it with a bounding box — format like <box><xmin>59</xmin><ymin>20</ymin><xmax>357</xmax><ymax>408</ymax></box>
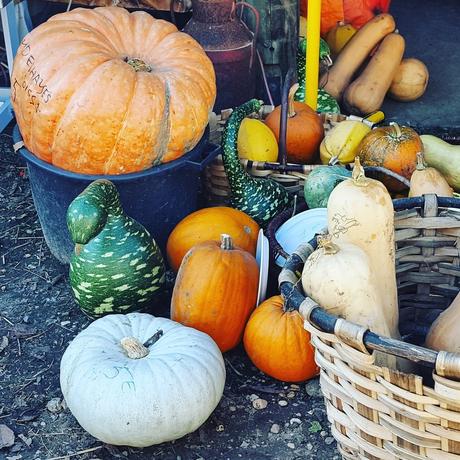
<box><xmin>426</xmin><ymin>292</ymin><xmax>460</xmax><ymax>352</ymax></box>
<box><xmin>325</xmin><ymin>21</ymin><xmax>357</xmax><ymax>56</ymax></box>
<box><xmin>409</xmin><ymin>152</ymin><xmax>453</xmax><ymax>198</ymax></box>
<box><xmin>237</xmin><ymin>118</ymin><xmax>279</xmax><ymax>162</ymax></box>
<box><xmin>319</xmin><ymin>120</ymin><xmax>371</xmax><ymax>165</ymax></box>
<box><xmin>327</xmin><ymin>158</ymin><xmax>399</xmax><ymax>338</ymax></box>
<box><xmin>421</xmin><ymin>135</ymin><xmax>460</xmax><ymax>191</ymax></box>
<box><xmin>302</xmin><ymin>236</ymin><xmax>396</xmax><ymax>368</ymax></box>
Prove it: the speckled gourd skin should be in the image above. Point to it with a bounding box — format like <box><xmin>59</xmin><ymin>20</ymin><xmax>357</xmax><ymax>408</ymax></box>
<box><xmin>222</xmin><ymin>100</ymin><xmax>292</xmax><ymax>227</ymax></box>
<box><xmin>295</xmin><ymin>38</ymin><xmax>340</xmax><ymax>113</ymax></box>
<box><xmin>67</xmin><ymin>180</ymin><xmax>165</xmax><ymax>317</ymax></box>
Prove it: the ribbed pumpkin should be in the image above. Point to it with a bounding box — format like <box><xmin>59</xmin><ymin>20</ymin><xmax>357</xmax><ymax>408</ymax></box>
<box><xmin>166</xmin><ymin>207</ymin><xmax>259</xmax><ymax>272</ymax></box>
<box><xmin>358</xmin><ymin>123</ymin><xmax>423</xmax><ymax>190</ymax></box>
<box><xmin>11</xmin><ymin>7</ymin><xmax>216</xmax><ymax>175</ymax></box>
<box><xmin>171</xmin><ymin>234</ymin><xmax>259</xmax><ymax>352</ymax></box>
<box><xmin>243</xmin><ymin>296</ymin><xmax>318</xmax><ymax>382</ymax></box>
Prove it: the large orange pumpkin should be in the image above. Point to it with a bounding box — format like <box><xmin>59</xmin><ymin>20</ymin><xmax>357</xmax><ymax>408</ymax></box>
<box><xmin>166</xmin><ymin>206</ymin><xmax>259</xmax><ymax>272</ymax></box>
<box><xmin>171</xmin><ymin>234</ymin><xmax>259</xmax><ymax>352</ymax></box>
<box><xmin>11</xmin><ymin>7</ymin><xmax>216</xmax><ymax>175</ymax></box>
<box><xmin>243</xmin><ymin>296</ymin><xmax>318</xmax><ymax>382</ymax></box>
<box><xmin>358</xmin><ymin>123</ymin><xmax>423</xmax><ymax>190</ymax></box>
<box><xmin>301</xmin><ymin>0</ymin><xmax>391</xmax><ymax>36</ymax></box>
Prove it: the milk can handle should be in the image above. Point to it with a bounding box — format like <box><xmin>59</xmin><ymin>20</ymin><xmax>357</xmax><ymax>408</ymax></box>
<box><xmin>235</xmin><ymin>1</ymin><xmax>260</xmax><ymax>69</ymax></box>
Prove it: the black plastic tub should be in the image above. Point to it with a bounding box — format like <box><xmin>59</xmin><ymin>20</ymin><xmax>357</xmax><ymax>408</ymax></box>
<box><xmin>13</xmin><ymin>125</ymin><xmax>220</xmax><ymax>264</ymax></box>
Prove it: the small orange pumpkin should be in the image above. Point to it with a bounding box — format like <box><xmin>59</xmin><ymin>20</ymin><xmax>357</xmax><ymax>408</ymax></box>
<box><xmin>358</xmin><ymin>123</ymin><xmax>423</xmax><ymax>190</ymax></box>
<box><xmin>265</xmin><ymin>85</ymin><xmax>324</xmax><ymax>165</ymax></box>
<box><xmin>166</xmin><ymin>207</ymin><xmax>259</xmax><ymax>272</ymax></box>
<box><xmin>243</xmin><ymin>296</ymin><xmax>318</xmax><ymax>382</ymax></box>
<box><xmin>171</xmin><ymin>234</ymin><xmax>259</xmax><ymax>352</ymax></box>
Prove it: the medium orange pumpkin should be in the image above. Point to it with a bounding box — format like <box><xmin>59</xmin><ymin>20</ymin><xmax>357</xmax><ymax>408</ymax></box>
<box><xmin>300</xmin><ymin>0</ymin><xmax>391</xmax><ymax>35</ymax></box>
<box><xmin>265</xmin><ymin>85</ymin><xmax>324</xmax><ymax>164</ymax></box>
<box><xmin>171</xmin><ymin>234</ymin><xmax>259</xmax><ymax>352</ymax></box>
<box><xmin>243</xmin><ymin>296</ymin><xmax>318</xmax><ymax>382</ymax></box>
<box><xmin>166</xmin><ymin>207</ymin><xmax>259</xmax><ymax>272</ymax></box>
<box><xmin>358</xmin><ymin>123</ymin><xmax>423</xmax><ymax>190</ymax></box>
<box><xmin>11</xmin><ymin>7</ymin><xmax>216</xmax><ymax>175</ymax></box>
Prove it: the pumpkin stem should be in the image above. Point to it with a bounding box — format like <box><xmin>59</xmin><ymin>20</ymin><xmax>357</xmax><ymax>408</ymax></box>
<box><xmin>416</xmin><ymin>152</ymin><xmax>426</xmax><ymax>170</ymax></box>
<box><xmin>124</xmin><ymin>57</ymin><xmax>152</xmax><ymax>73</ymax></box>
<box><xmin>390</xmin><ymin>122</ymin><xmax>402</xmax><ymax>139</ymax></box>
<box><xmin>351</xmin><ymin>157</ymin><xmax>369</xmax><ymax>186</ymax></box>
<box><xmin>317</xmin><ymin>234</ymin><xmax>339</xmax><ymax>254</ymax></box>
<box><xmin>120</xmin><ymin>337</ymin><xmax>150</xmax><ymax>359</ymax></box>
<box><xmin>220</xmin><ymin>234</ymin><xmax>234</xmax><ymax>250</ymax></box>
<box><xmin>143</xmin><ymin>329</ymin><xmax>164</xmax><ymax>347</ymax></box>
<box><xmin>288</xmin><ymin>84</ymin><xmax>299</xmax><ymax>118</ymax></box>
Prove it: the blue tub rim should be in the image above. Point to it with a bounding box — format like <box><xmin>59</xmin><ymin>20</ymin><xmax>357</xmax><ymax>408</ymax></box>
<box><xmin>13</xmin><ymin>124</ymin><xmax>215</xmax><ymax>182</ymax></box>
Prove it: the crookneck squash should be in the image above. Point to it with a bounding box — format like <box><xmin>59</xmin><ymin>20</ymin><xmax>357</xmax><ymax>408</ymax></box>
<box><xmin>222</xmin><ymin>100</ymin><xmax>292</xmax><ymax>227</ymax></box>
<box><xmin>11</xmin><ymin>7</ymin><xmax>216</xmax><ymax>175</ymax></box>
<box><xmin>67</xmin><ymin>179</ymin><xmax>165</xmax><ymax>317</ymax></box>
<box><xmin>295</xmin><ymin>38</ymin><xmax>340</xmax><ymax>113</ymax></box>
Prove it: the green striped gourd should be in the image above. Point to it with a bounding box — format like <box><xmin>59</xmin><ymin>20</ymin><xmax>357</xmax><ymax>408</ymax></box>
<box><xmin>222</xmin><ymin>100</ymin><xmax>292</xmax><ymax>227</ymax></box>
<box><xmin>295</xmin><ymin>38</ymin><xmax>340</xmax><ymax>113</ymax></box>
<box><xmin>67</xmin><ymin>180</ymin><xmax>165</xmax><ymax>318</ymax></box>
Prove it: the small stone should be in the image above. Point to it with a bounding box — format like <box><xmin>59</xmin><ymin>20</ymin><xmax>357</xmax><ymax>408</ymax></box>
<box><xmin>305</xmin><ymin>380</ymin><xmax>322</xmax><ymax>398</ymax></box>
<box><xmin>0</xmin><ymin>425</ymin><xmax>15</xmax><ymax>449</ymax></box>
<box><xmin>229</xmin><ymin>406</ymin><xmax>236</xmax><ymax>412</ymax></box>
<box><xmin>6</xmin><ymin>455</ymin><xmax>22</xmax><ymax>460</ymax></box>
<box><xmin>24</xmin><ymin>254</ymin><xmax>31</xmax><ymax>258</ymax></box>
<box><xmin>320</xmin><ymin>430</ymin><xmax>327</xmax><ymax>437</ymax></box>
<box><xmin>249</xmin><ymin>394</ymin><xmax>259</xmax><ymax>402</ymax></box>
<box><xmin>278</xmin><ymin>400</ymin><xmax>288</xmax><ymax>407</ymax></box>
<box><xmin>270</xmin><ymin>424</ymin><xmax>280</xmax><ymax>434</ymax></box>
<box><xmin>290</xmin><ymin>384</ymin><xmax>300</xmax><ymax>390</ymax></box>
<box><xmin>325</xmin><ymin>436</ymin><xmax>335</xmax><ymax>445</ymax></box>
<box><xmin>286</xmin><ymin>391</ymin><xmax>296</xmax><ymax>399</ymax></box>
<box><xmin>23</xmin><ymin>316</ymin><xmax>29</xmax><ymax>323</ymax></box>
<box><xmin>216</xmin><ymin>424</ymin><xmax>224</xmax><ymax>432</ymax></box>
<box><xmin>18</xmin><ymin>434</ymin><xmax>32</xmax><ymax>447</ymax></box>
<box><xmin>240</xmin><ymin>441</ymin><xmax>249</xmax><ymax>448</ymax></box>
<box><xmin>252</xmin><ymin>399</ymin><xmax>267</xmax><ymax>410</ymax></box>
<box><xmin>46</xmin><ymin>398</ymin><xmax>63</xmax><ymax>413</ymax></box>
<box><xmin>287</xmin><ymin>442</ymin><xmax>295</xmax><ymax>449</ymax></box>
<box><xmin>0</xmin><ymin>336</ymin><xmax>8</xmax><ymax>354</ymax></box>
<box><xmin>39</xmin><ymin>422</ymin><xmax>45</xmax><ymax>427</ymax></box>
<box><xmin>60</xmin><ymin>321</ymin><xmax>71</xmax><ymax>327</ymax></box>
<box><xmin>290</xmin><ymin>418</ymin><xmax>302</xmax><ymax>425</ymax></box>
<box><xmin>306</xmin><ymin>443</ymin><xmax>313</xmax><ymax>450</ymax></box>
<box><xmin>122</xmin><ymin>451</ymin><xmax>128</xmax><ymax>456</ymax></box>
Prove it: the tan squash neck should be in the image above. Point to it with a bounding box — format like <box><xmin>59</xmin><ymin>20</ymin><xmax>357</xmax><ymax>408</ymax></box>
<box><xmin>352</xmin><ymin>157</ymin><xmax>369</xmax><ymax>187</ymax></box>
<box><xmin>120</xmin><ymin>330</ymin><xmax>163</xmax><ymax>359</ymax></box>
<box><xmin>416</xmin><ymin>152</ymin><xmax>426</xmax><ymax>170</ymax></box>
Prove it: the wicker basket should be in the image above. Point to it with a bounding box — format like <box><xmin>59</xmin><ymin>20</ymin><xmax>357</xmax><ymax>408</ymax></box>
<box><xmin>205</xmin><ymin>109</ymin><xmax>348</xmax><ymax>205</ymax></box>
<box><xmin>279</xmin><ymin>194</ymin><xmax>460</xmax><ymax>460</ymax></box>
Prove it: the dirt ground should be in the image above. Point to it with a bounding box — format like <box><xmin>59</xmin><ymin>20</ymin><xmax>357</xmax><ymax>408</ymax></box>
<box><xmin>0</xmin><ymin>131</ymin><xmax>339</xmax><ymax>460</ymax></box>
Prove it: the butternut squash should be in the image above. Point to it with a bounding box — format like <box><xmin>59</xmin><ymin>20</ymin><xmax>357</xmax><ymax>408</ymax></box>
<box><xmin>320</xmin><ymin>14</ymin><xmax>395</xmax><ymax>100</ymax></box>
<box><xmin>327</xmin><ymin>158</ymin><xmax>399</xmax><ymax>338</ymax></box>
<box><xmin>409</xmin><ymin>153</ymin><xmax>453</xmax><ymax>198</ymax></box>
<box><xmin>420</xmin><ymin>135</ymin><xmax>460</xmax><ymax>192</ymax></box>
<box><xmin>343</xmin><ymin>33</ymin><xmax>405</xmax><ymax>115</ymax></box>
<box><xmin>389</xmin><ymin>58</ymin><xmax>429</xmax><ymax>102</ymax></box>
<box><xmin>302</xmin><ymin>236</ymin><xmax>396</xmax><ymax>368</ymax></box>
<box><xmin>425</xmin><ymin>292</ymin><xmax>460</xmax><ymax>352</ymax></box>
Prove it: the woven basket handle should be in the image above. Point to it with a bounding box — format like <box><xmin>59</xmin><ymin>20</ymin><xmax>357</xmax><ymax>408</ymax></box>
<box><xmin>278</xmin><ymin>67</ymin><xmax>297</xmax><ymax>166</ymax></box>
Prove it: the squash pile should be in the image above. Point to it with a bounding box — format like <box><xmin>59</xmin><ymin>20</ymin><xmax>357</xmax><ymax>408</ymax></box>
<box><xmin>322</xmin><ymin>14</ymin><xmax>429</xmax><ymax>116</ymax></box>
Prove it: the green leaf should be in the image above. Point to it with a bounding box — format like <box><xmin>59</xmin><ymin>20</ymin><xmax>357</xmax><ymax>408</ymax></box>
<box><xmin>308</xmin><ymin>421</ymin><xmax>322</xmax><ymax>433</ymax></box>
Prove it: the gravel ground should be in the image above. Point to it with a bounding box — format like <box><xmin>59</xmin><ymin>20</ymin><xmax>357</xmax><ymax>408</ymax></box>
<box><xmin>0</xmin><ymin>132</ymin><xmax>339</xmax><ymax>460</ymax></box>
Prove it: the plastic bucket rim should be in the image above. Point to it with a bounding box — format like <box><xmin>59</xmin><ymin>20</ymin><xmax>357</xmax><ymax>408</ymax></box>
<box><xmin>13</xmin><ymin>124</ymin><xmax>210</xmax><ymax>182</ymax></box>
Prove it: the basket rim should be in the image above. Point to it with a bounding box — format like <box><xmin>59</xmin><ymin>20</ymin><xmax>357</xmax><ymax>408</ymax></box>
<box><xmin>278</xmin><ymin>194</ymin><xmax>460</xmax><ymax>380</ymax></box>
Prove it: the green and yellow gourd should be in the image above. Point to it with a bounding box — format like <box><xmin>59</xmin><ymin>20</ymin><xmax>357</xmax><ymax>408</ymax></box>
<box><xmin>295</xmin><ymin>38</ymin><xmax>340</xmax><ymax>113</ymax></box>
<box><xmin>222</xmin><ymin>100</ymin><xmax>292</xmax><ymax>227</ymax></box>
<box><xmin>67</xmin><ymin>180</ymin><xmax>165</xmax><ymax>318</ymax></box>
